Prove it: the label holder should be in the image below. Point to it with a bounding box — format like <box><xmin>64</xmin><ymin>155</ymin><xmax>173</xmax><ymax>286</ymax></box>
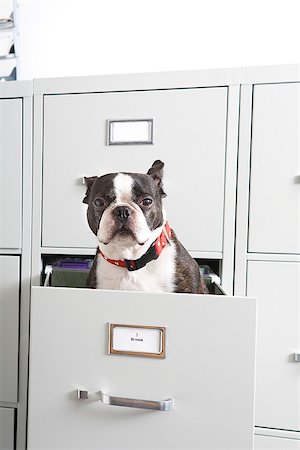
<box><xmin>108</xmin><ymin>323</ymin><xmax>166</xmax><ymax>359</ymax></box>
<box><xmin>106</xmin><ymin>119</ymin><xmax>154</xmax><ymax>146</ymax></box>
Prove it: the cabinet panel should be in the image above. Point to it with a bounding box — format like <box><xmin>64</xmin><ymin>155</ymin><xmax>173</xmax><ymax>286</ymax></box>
<box><xmin>0</xmin><ymin>256</ymin><xmax>19</xmax><ymax>403</ymax></box>
<box><xmin>247</xmin><ymin>261</ymin><xmax>300</xmax><ymax>430</ymax></box>
<box><xmin>0</xmin><ymin>408</ymin><xmax>14</xmax><ymax>450</ymax></box>
<box><xmin>0</xmin><ymin>98</ymin><xmax>22</xmax><ymax>249</ymax></box>
<box><xmin>42</xmin><ymin>88</ymin><xmax>227</xmax><ymax>252</ymax></box>
<box><xmin>249</xmin><ymin>83</ymin><xmax>300</xmax><ymax>254</ymax></box>
<box><xmin>255</xmin><ymin>435</ymin><xmax>300</xmax><ymax>449</ymax></box>
<box><xmin>27</xmin><ymin>287</ymin><xmax>256</xmax><ymax>449</ymax></box>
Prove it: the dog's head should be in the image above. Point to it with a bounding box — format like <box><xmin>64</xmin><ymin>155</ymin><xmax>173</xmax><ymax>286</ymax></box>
<box><xmin>83</xmin><ymin>160</ymin><xmax>167</xmax><ymax>251</ymax></box>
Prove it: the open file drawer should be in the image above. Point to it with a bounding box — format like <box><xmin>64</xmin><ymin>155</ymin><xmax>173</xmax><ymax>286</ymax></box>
<box><xmin>27</xmin><ymin>287</ymin><xmax>257</xmax><ymax>449</ymax></box>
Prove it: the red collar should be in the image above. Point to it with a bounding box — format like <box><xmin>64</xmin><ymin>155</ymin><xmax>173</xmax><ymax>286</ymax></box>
<box><xmin>99</xmin><ymin>222</ymin><xmax>172</xmax><ymax>271</ymax></box>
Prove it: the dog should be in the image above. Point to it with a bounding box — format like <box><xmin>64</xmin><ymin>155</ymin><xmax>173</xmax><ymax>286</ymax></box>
<box><xmin>83</xmin><ymin>160</ymin><xmax>208</xmax><ymax>294</ymax></box>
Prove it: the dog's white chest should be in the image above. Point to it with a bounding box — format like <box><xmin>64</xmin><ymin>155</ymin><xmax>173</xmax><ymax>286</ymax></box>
<box><xmin>96</xmin><ymin>243</ymin><xmax>176</xmax><ymax>293</ymax></box>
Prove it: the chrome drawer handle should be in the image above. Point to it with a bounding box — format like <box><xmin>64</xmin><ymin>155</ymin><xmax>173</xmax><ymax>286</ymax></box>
<box><xmin>78</xmin><ymin>177</ymin><xmax>86</xmax><ymax>185</ymax></box>
<box><xmin>77</xmin><ymin>389</ymin><xmax>173</xmax><ymax>411</ymax></box>
<box><xmin>293</xmin><ymin>353</ymin><xmax>300</xmax><ymax>362</ymax></box>
<box><xmin>100</xmin><ymin>391</ymin><xmax>173</xmax><ymax>411</ymax></box>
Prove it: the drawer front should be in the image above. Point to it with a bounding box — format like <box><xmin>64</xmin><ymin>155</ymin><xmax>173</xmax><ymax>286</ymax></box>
<box><xmin>0</xmin><ymin>408</ymin><xmax>14</xmax><ymax>450</ymax></box>
<box><xmin>0</xmin><ymin>99</ymin><xmax>22</xmax><ymax>249</ymax></box>
<box><xmin>42</xmin><ymin>87</ymin><xmax>227</xmax><ymax>252</ymax></box>
<box><xmin>249</xmin><ymin>83</ymin><xmax>300</xmax><ymax>254</ymax></box>
<box><xmin>0</xmin><ymin>256</ymin><xmax>19</xmax><ymax>403</ymax></box>
<box><xmin>247</xmin><ymin>261</ymin><xmax>300</xmax><ymax>431</ymax></box>
<box><xmin>255</xmin><ymin>435</ymin><xmax>300</xmax><ymax>449</ymax></box>
<box><xmin>28</xmin><ymin>287</ymin><xmax>256</xmax><ymax>449</ymax></box>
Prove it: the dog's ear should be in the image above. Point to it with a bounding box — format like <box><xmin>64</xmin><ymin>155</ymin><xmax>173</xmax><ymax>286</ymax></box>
<box><xmin>82</xmin><ymin>176</ymin><xmax>98</xmax><ymax>204</ymax></box>
<box><xmin>147</xmin><ymin>160</ymin><xmax>166</xmax><ymax>197</ymax></box>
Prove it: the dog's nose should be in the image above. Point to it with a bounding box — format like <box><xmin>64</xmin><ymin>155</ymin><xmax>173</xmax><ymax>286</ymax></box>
<box><xmin>113</xmin><ymin>206</ymin><xmax>131</xmax><ymax>223</ymax></box>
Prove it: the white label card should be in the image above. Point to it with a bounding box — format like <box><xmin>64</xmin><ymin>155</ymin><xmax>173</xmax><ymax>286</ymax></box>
<box><xmin>109</xmin><ymin>324</ymin><xmax>165</xmax><ymax>358</ymax></box>
<box><xmin>107</xmin><ymin>119</ymin><xmax>153</xmax><ymax>145</ymax></box>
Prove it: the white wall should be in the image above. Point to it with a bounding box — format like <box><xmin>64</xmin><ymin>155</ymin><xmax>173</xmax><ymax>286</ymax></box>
<box><xmin>17</xmin><ymin>0</ymin><xmax>300</xmax><ymax>80</ymax></box>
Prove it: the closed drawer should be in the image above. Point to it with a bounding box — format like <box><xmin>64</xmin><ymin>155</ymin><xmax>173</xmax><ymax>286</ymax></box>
<box><xmin>42</xmin><ymin>87</ymin><xmax>227</xmax><ymax>253</ymax></box>
<box><xmin>0</xmin><ymin>256</ymin><xmax>19</xmax><ymax>403</ymax></box>
<box><xmin>0</xmin><ymin>98</ymin><xmax>22</xmax><ymax>249</ymax></box>
<box><xmin>248</xmin><ymin>83</ymin><xmax>300</xmax><ymax>254</ymax></box>
<box><xmin>255</xmin><ymin>435</ymin><xmax>300</xmax><ymax>449</ymax></box>
<box><xmin>28</xmin><ymin>286</ymin><xmax>256</xmax><ymax>449</ymax></box>
<box><xmin>0</xmin><ymin>407</ymin><xmax>14</xmax><ymax>450</ymax></box>
<box><xmin>247</xmin><ymin>260</ymin><xmax>300</xmax><ymax>431</ymax></box>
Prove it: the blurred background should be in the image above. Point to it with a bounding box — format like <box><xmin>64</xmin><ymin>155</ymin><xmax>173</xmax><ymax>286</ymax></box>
<box><xmin>0</xmin><ymin>0</ymin><xmax>300</xmax><ymax>80</ymax></box>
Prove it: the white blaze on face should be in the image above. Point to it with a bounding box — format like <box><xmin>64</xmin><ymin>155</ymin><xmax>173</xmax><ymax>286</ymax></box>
<box><xmin>113</xmin><ymin>173</ymin><xmax>134</xmax><ymax>204</ymax></box>
<box><xmin>97</xmin><ymin>173</ymin><xmax>151</xmax><ymax>247</ymax></box>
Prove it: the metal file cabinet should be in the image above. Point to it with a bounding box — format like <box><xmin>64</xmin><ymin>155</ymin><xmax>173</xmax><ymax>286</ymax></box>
<box><xmin>235</xmin><ymin>65</ymin><xmax>300</xmax><ymax>448</ymax></box>
<box><xmin>0</xmin><ymin>81</ymin><xmax>33</xmax><ymax>450</ymax></box>
<box><xmin>27</xmin><ymin>287</ymin><xmax>257</xmax><ymax>450</ymax></box>
<box><xmin>2</xmin><ymin>64</ymin><xmax>298</xmax><ymax>449</ymax></box>
<box><xmin>28</xmin><ymin>69</ymin><xmax>251</xmax><ymax>449</ymax></box>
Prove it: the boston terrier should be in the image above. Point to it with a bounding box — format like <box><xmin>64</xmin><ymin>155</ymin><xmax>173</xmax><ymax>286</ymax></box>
<box><xmin>83</xmin><ymin>160</ymin><xmax>208</xmax><ymax>294</ymax></box>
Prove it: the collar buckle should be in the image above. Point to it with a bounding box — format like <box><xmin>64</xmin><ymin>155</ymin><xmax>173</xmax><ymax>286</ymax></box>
<box><xmin>124</xmin><ymin>259</ymin><xmax>137</xmax><ymax>271</ymax></box>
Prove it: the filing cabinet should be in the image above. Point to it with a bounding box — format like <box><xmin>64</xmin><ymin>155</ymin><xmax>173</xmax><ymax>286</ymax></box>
<box><xmin>6</xmin><ymin>65</ymin><xmax>300</xmax><ymax>449</ymax></box>
<box><xmin>17</xmin><ymin>64</ymin><xmax>300</xmax><ymax>449</ymax></box>
<box><xmin>235</xmin><ymin>65</ymin><xmax>300</xmax><ymax>449</ymax></box>
<box><xmin>25</xmin><ymin>68</ymin><xmax>255</xmax><ymax>450</ymax></box>
<box><xmin>0</xmin><ymin>80</ymin><xmax>33</xmax><ymax>450</ymax></box>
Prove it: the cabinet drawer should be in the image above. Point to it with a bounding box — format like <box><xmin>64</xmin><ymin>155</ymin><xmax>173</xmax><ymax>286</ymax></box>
<box><xmin>255</xmin><ymin>435</ymin><xmax>300</xmax><ymax>449</ymax></box>
<box><xmin>28</xmin><ymin>286</ymin><xmax>256</xmax><ymax>449</ymax></box>
<box><xmin>42</xmin><ymin>87</ymin><xmax>227</xmax><ymax>253</ymax></box>
<box><xmin>249</xmin><ymin>83</ymin><xmax>300</xmax><ymax>254</ymax></box>
<box><xmin>0</xmin><ymin>99</ymin><xmax>22</xmax><ymax>249</ymax></box>
<box><xmin>0</xmin><ymin>256</ymin><xmax>19</xmax><ymax>403</ymax></box>
<box><xmin>0</xmin><ymin>408</ymin><xmax>15</xmax><ymax>450</ymax></box>
<box><xmin>247</xmin><ymin>261</ymin><xmax>300</xmax><ymax>431</ymax></box>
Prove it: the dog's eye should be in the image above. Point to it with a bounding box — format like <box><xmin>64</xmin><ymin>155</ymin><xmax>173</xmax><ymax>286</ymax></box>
<box><xmin>141</xmin><ymin>198</ymin><xmax>152</xmax><ymax>206</ymax></box>
<box><xmin>94</xmin><ymin>198</ymin><xmax>105</xmax><ymax>207</ymax></box>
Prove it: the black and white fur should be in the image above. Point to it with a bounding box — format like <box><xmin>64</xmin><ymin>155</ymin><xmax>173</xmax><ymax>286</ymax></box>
<box><xmin>83</xmin><ymin>160</ymin><xmax>208</xmax><ymax>294</ymax></box>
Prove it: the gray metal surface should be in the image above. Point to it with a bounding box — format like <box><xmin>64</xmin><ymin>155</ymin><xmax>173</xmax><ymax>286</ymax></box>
<box><xmin>247</xmin><ymin>260</ymin><xmax>300</xmax><ymax>431</ymax></box>
<box><xmin>0</xmin><ymin>407</ymin><xmax>14</xmax><ymax>450</ymax></box>
<box><xmin>28</xmin><ymin>287</ymin><xmax>256</xmax><ymax>449</ymax></box>
<box><xmin>42</xmin><ymin>88</ymin><xmax>227</xmax><ymax>253</ymax></box>
<box><xmin>0</xmin><ymin>98</ymin><xmax>22</xmax><ymax>249</ymax></box>
<box><xmin>0</xmin><ymin>256</ymin><xmax>19</xmax><ymax>403</ymax></box>
<box><xmin>248</xmin><ymin>83</ymin><xmax>300</xmax><ymax>254</ymax></box>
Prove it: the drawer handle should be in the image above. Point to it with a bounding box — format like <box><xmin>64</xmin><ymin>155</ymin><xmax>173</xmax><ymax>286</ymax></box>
<box><xmin>293</xmin><ymin>353</ymin><xmax>300</xmax><ymax>362</ymax></box>
<box><xmin>76</xmin><ymin>389</ymin><xmax>173</xmax><ymax>411</ymax></box>
<box><xmin>78</xmin><ymin>177</ymin><xmax>87</xmax><ymax>185</ymax></box>
<box><xmin>100</xmin><ymin>390</ymin><xmax>173</xmax><ymax>411</ymax></box>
